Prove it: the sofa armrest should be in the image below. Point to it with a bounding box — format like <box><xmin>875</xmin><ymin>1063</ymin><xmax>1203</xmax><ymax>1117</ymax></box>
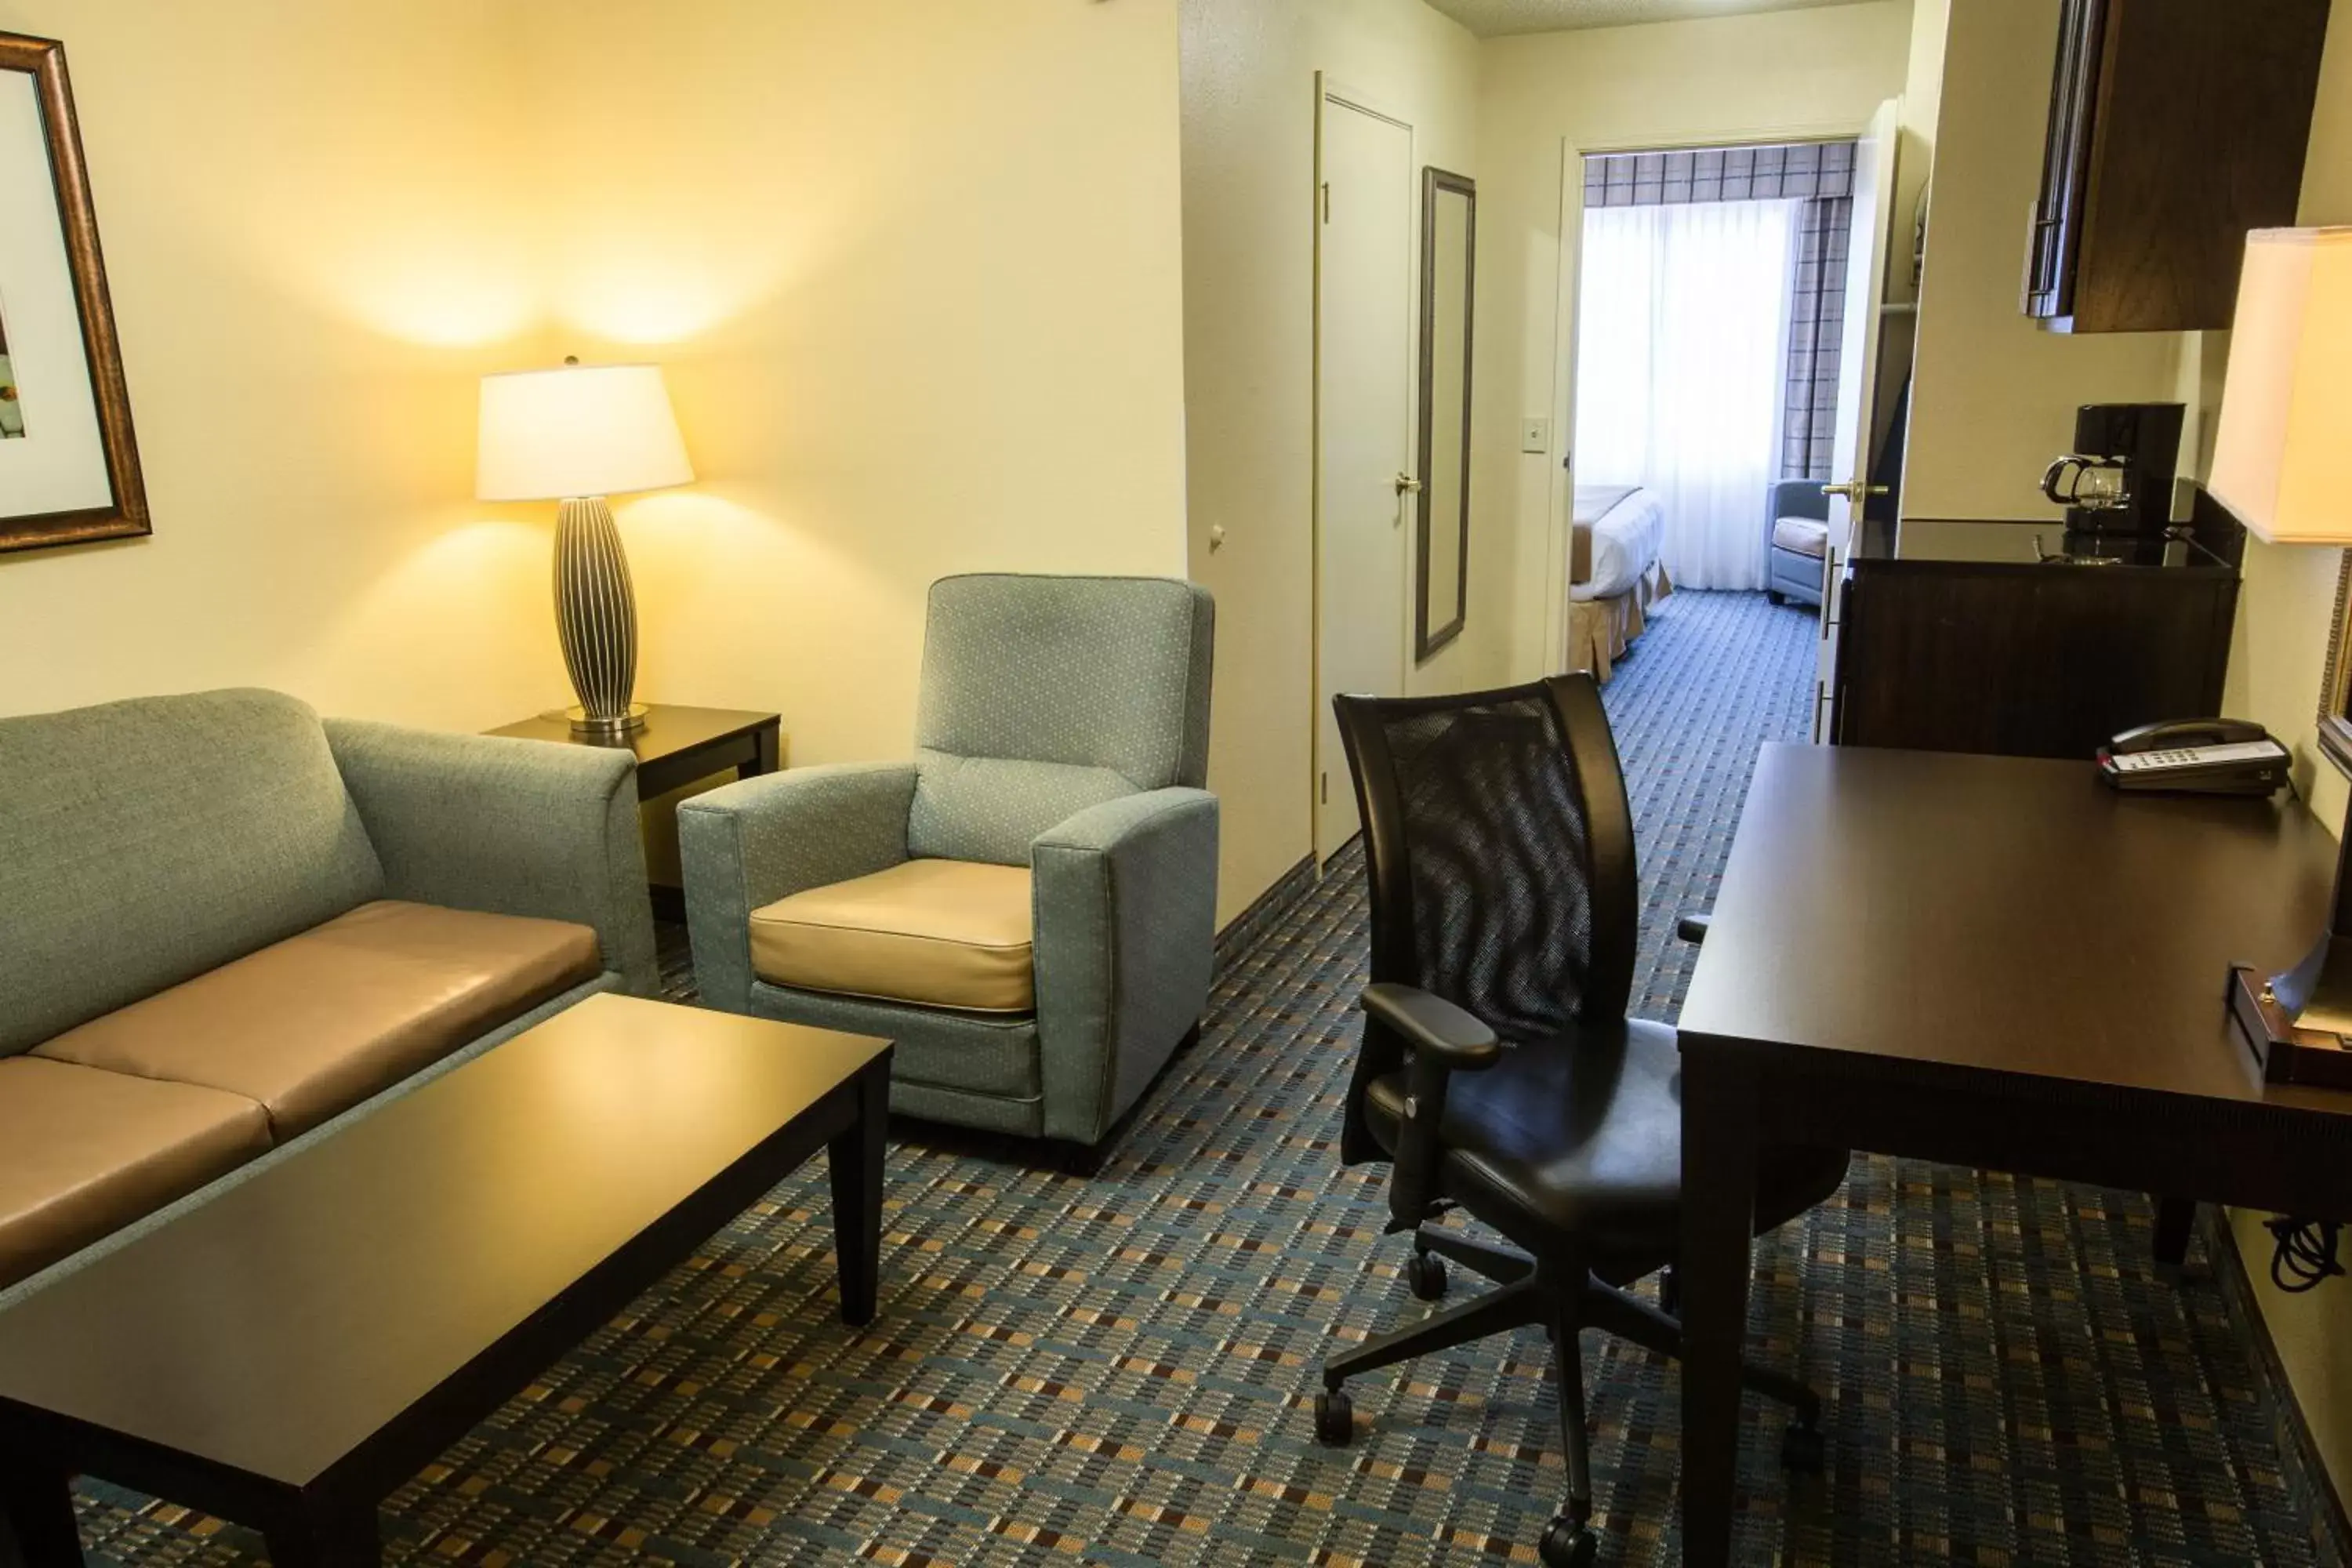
<box><xmin>323</xmin><ymin>720</ymin><xmax>659</xmax><ymax>996</ymax></box>
<box><xmin>676</xmin><ymin>763</ymin><xmax>917</xmax><ymax>1014</ymax></box>
<box><xmin>1031</xmin><ymin>787</ymin><xmax>1218</xmax><ymax>1145</ymax></box>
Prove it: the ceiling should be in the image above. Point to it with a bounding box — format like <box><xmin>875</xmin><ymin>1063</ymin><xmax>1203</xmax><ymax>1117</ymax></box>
<box><xmin>1422</xmin><ymin>0</ymin><xmax>1882</xmax><ymax>39</ymax></box>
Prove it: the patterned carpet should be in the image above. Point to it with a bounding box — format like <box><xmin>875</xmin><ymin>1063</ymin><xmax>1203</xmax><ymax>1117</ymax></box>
<box><xmin>64</xmin><ymin>590</ymin><xmax>2346</xmax><ymax>1566</ymax></box>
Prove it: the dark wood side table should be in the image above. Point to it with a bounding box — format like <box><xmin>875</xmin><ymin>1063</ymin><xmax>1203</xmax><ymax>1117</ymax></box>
<box><xmin>489</xmin><ymin>705</ymin><xmax>782</xmax><ymax>917</ymax></box>
<box><xmin>0</xmin><ymin>995</ymin><xmax>888</xmax><ymax>1566</ymax></box>
<box><xmin>1674</xmin><ymin>745</ymin><xmax>2352</xmax><ymax>1567</ymax></box>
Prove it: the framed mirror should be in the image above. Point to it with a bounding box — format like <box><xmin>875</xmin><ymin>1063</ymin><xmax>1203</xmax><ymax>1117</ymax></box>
<box><xmin>1415</xmin><ymin>168</ymin><xmax>1473</xmax><ymax>661</ymax></box>
<box><xmin>0</xmin><ymin>31</ymin><xmax>147</xmax><ymax>554</ymax></box>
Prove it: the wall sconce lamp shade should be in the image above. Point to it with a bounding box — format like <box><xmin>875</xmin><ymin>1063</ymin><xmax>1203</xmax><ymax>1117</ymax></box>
<box><xmin>2210</xmin><ymin>227</ymin><xmax>2352</xmax><ymax>546</ymax></box>
<box><xmin>477</xmin><ymin>362</ymin><xmax>694</xmax><ymax>736</ymax></box>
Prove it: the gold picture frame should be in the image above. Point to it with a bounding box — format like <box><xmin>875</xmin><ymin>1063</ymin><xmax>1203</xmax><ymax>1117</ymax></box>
<box><xmin>2318</xmin><ymin>552</ymin><xmax>2352</xmax><ymax>777</ymax></box>
<box><xmin>0</xmin><ymin>31</ymin><xmax>147</xmax><ymax>554</ymax></box>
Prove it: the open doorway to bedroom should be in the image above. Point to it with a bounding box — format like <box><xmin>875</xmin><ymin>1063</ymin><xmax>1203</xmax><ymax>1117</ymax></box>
<box><xmin>1562</xmin><ymin>123</ymin><xmax>1902</xmax><ymax>747</ymax></box>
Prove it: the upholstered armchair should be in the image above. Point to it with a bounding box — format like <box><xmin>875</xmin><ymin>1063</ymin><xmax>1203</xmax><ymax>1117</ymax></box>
<box><xmin>679</xmin><ymin>575</ymin><xmax>1218</xmax><ymax>1166</ymax></box>
<box><xmin>1765</xmin><ymin>479</ymin><xmax>1830</xmax><ymax>608</ymax></box>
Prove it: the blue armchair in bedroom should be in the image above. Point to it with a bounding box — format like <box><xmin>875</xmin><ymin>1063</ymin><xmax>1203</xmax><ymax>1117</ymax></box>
<box><xmin>1766</xmin><ymin>480</ymin><xmax>1829</xmax><ymax>608</ymax></box>
<box><xmin>678</xmin><ymin>574</ymin><xmax>1219</xmax><ymax>1172</ymax></box>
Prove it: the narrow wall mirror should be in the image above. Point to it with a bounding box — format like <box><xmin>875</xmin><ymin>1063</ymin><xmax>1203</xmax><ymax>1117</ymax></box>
<box><xmin>1417</xmin><ymin>168</ymin><xmax>1474</xmax><ymax>660</ymax></box>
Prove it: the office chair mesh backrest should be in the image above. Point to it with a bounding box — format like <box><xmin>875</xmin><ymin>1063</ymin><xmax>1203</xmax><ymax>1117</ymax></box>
<box><xmin>1340</xmin><ymin>678</ymin><xmax>1639</xmax><ymax>1055</ymax></box>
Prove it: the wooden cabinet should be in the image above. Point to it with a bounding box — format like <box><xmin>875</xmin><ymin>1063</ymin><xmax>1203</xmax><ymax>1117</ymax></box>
<box><xmin>2025</xmin><ymin>0</ymin><xmax>2330</xmax><ymax>333</ymax></box>
<box><xmin>1835</xmin><ymin>551</ymin><xmax>2238</xmax><ymax>759</ymax></box>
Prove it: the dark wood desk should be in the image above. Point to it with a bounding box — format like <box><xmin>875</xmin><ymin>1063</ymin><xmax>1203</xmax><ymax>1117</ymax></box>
<box><xmin>0</xmin><ymin>996</ymin><xmax>888</xmax><ymax>1566</ymax></box>
<box><xmin>1676</xmin><ymin>745</ymin><xmax>2352</xmax><ymax>1567</ymax></box>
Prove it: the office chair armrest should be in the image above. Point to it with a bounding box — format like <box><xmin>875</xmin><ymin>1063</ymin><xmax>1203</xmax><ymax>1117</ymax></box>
<box><xmin>1363</xmin><ymin>984</ymin><xmax>1501</xmax><ymax>1072</ymax></box>
<box><xmin>1362</xmin><ymin>984</ymin><xmax>1497</xmax><ymax>1232</ymax></box>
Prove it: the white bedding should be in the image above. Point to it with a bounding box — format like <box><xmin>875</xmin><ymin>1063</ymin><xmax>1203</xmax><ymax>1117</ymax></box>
<box><xmin>1570</xmin><ymin>485</ymin><xmax>1666</xmax><ymax>601</ymax></box>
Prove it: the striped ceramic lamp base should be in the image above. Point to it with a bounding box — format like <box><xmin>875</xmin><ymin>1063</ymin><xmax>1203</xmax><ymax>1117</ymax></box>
<box><xmin>553</xmin><ymin>495</ymin><xmax>648</xmax><ymax>736</ymax></box>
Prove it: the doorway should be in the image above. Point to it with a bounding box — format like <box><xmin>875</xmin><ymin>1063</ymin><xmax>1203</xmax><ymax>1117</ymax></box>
<box><xmin>1312</xmin><ymin>82</ymin><xmax>1415</xmax><ymax>862</ymax></box>
<box><xmin>1554</xmin><ymin>106</ymin><xmax>1901</xmax><ymax>744</ymax></box>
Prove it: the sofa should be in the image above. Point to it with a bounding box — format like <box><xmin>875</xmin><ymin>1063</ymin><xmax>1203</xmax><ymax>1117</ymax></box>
<box><xmin>680</xmin><ymin>574</ymin><xmax>1218</xmax><ymax>1164</ymax></box>
<box><xmin>1766</xmin><ymin>478</ymin><xmax>1830</xmax><ymax>608</ymax></box>
<box><xmin>0</xmin><ymin>688</ymin><xmax>658</xmax><ymax>1305</ymax></box>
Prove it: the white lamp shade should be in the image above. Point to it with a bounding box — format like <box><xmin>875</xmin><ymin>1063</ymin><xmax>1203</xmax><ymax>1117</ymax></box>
<box><xmin>476</xmin><ymin>362</ymin><xmax>695</xmax><ymax>502</ymax></box>
<box><xmin>2210</xmin><ymin>227</ymin><xmax>2352</xmax><ymax>546</ymax></box>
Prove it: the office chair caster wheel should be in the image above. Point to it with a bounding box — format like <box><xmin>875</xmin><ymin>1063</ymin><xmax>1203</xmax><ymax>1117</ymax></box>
<box><xmin>1539</xmin><ymin>1518</ymin><xmax>1596</xmax><ymax>1567</ymax></box>
<box><xmin>1314</xmin><ymin>1388</ymin><xmax>1355</xmax><ymax>1447</ymax></box>
<box><xmin>1407</xmin><ymin>1250</ymin><xmax>1448</xmax><ymax>1301</ymax></box>
<box><xmin>1781</xmin><ymin>1420</ymin><xmax>1825</xmax><ymax>1474</ymax></box>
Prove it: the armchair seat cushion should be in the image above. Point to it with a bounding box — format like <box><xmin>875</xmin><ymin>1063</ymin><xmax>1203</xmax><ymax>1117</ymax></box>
<box><xmin>0</xmin><ymin>1058</ymin><xmax>272</xmax><ymax>1289</ymax></box>
<box><xmin>749</xmin><ymin>858</ymin><xmax>1035</xmax><ymax>1014</ymax></box>
<box><xmin>32</xmin><ymin>900</ymin><xmax>601</xmax><ymax>1140</ymax></box>
<box><xmin>1771</xmin><ymin>517</ymin><xmax>1830</xmax><ymax>559</ymax></box>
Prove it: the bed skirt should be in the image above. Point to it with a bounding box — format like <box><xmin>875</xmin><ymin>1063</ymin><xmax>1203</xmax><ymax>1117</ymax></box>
<box><xmin>1564</xmin><ymin>561</ymin><xmax>1672</xmax><ymax>684</ymax></box>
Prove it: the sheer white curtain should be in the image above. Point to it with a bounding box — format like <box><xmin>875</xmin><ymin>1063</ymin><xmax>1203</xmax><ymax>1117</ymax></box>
<box><xmin>1573</xmin><ymin>198</ymin><xmax>1801</xmax><ymax>591</ymax></box>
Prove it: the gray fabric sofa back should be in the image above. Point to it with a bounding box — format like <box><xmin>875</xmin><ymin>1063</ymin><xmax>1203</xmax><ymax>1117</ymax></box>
<box><xmin>0</xmin><ymin>689</ymin><xmax>387</xmax><ymax>1054</ymax></box>
<box><xmin>909</xmin><ymin>574</ymin><xmax>1215</xmax><ymax>865</ymax></box>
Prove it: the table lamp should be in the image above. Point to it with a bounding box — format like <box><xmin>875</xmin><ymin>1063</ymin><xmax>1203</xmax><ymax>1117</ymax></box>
<box><xmin>477</xmin><ymin>358</ymin><xmax>694</xmax><ymax>735</ymax></box>
<box><xmin>2210</xmin><ymin>227</ymin><xmax>2352</xmax><ymax>1080</ymax></box>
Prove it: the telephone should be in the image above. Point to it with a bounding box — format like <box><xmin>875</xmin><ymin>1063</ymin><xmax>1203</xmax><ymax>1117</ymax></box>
<box><xmin>2097</xmin><ymin>717</ymin><xmax>2290</xmax><ymax>796</ymax></box>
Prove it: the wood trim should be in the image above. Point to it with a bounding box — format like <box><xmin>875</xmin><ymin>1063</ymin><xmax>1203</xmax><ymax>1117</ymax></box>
<box><xmin>0</xmin><ymin>31</ymin><xmax>149</xmax><ymax>554</ymax></box>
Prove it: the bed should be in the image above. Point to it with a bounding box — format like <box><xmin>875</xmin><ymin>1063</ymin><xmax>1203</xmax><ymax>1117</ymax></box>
<box><xmin>1564</xmin><ymin>485</ymin><xmax>1671</xmax><ymax>682</ymax></box>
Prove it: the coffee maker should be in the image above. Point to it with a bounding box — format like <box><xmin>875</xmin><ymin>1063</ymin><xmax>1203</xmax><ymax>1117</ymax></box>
<box><xmin>2040</xmin><ymin>402</ymin><xmax>2186</xmax><ymax>557</ymax></box>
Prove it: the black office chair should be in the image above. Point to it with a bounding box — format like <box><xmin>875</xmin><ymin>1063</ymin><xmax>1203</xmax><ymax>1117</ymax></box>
<box><xmin>1312</xmin><ymin>676</ymin><xmax>1849</xmax><ymax>1567</ymax></box>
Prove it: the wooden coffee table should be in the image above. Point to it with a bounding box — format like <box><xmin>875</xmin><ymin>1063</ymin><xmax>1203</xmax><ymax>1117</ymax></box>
<box><xmin>0</xmin><ymin>994</ymin><xmax>890</xmax><ymax>1565</ymax></box>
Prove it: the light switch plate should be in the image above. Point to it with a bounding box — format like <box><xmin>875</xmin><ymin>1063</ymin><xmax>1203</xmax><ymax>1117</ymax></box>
<box><xmin>1521</xmin><ymin>418</ymin><xmax>1550</xmax><ymax>454</ymax></box>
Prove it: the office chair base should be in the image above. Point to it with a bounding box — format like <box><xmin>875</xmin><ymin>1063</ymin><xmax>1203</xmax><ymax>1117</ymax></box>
<box><xmin>1414</xmin><ymin>1225</ymin><xmax>1535</xmax><ymax>1288</ymax></box>
<box><xmin>1406</xmin><ymin>1250</ymin><xmax>1448</xmax><ymax>1301</ymax></box>
<box><xmin>1539</xmin><ymin>1519</ymin><xmax>1596</xmax><ymax>1568</ymax></box>
<box><xmin>1313</xmin><ymin>1388</ymin><xmax>1355</xmax><ymax>1446</ymax></box>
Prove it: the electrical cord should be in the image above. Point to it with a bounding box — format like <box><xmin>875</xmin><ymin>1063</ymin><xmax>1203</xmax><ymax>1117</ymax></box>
<box><xmin>2266</xmin><ymin>1216</ymin><xmax>2345</xmax><ymax>1293</ymax></box>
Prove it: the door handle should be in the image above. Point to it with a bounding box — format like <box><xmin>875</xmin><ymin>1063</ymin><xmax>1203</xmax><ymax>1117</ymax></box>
<box><xmin>1821</xmin><ymin>480</ymin><xmax>1889</xmax><ymax>502</ymax></box>
<box><xmin>1396</xmin><ymin>473</ymin><xmax>1422</xmax><ymax>495</ymax></box>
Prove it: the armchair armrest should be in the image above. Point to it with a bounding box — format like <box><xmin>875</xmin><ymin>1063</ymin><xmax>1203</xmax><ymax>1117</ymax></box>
<box><xmin>1768</xmin><ymin>478</ymin><xmax>1830</xmax><ymax>526</ymax></box>
<box><xmin>324</xmin><ymin>720</ymin><xmax>658</xmax><ymax>996</ymax></box>
<box><xmin>1359</xmin><ymin>982</ymin><xmax>1499</xmax><ymax>1231</ymax></box>
<box><xmin>675</xmin><ymin>762</ymin><xmax>916</xmax><ymax>1014</ymax></box>
<box><xmin>1032</xmin><ymin>787</ymin><xmax>1218</xmax><ymax>1145</ymax></box>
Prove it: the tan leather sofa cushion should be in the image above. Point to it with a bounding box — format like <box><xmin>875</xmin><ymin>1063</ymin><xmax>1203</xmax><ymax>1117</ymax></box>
<box><xmin>34</xmin><ymin>900</ymin><xmax>601</xmax><ymax>1139</ymax></box>
<box><xmin>0</xmin><ymin>1058</ymin><xmax>271</xmax><ymax>1289</ymax></box>
<box><xmin>1772</xmin><ymin>517</ymin><xmax>1831</xmax><ymax>559</ymax></box>
<box><xmin>750</xmin><ymin>859</ymin><xmax>1035</xmax><ymax>1013</ymax></box>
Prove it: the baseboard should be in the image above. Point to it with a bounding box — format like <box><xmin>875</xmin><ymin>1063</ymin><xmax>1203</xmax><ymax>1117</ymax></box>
<box><xmin>1214</xmin><ymin>853</ymin><xmax>1317</xmax><ymax>978</ymax></box>
<box><xmin>2203</xmin><ymin>1206</ymin><xmax>2352</xmax><ymax>1563</ymax></box>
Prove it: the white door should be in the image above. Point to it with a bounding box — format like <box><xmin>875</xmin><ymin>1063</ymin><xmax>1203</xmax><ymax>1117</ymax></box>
<box><xmin>1315</xmin><ymin>89</ymin><xmax>1415</xmax><ymax>859</ymax></box>
<box><xmin>1814</xmin><ymin>98</ymin><xmax>1900</xmax><ymax>744</ymax></box>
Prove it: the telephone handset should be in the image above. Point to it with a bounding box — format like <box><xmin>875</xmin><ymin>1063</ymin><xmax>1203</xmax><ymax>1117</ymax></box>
<box><xmin>2097</xmin><ymin>717</ymin><xmax>2290</xmax><ymax>796</ymax></box>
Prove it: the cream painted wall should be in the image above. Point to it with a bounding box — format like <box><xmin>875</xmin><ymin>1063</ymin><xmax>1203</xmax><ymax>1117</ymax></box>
<box><xmin>1473</xmin><ymin>2</ymin><xmax>1914</xmax><ymax>680</ymax></box>
<box><xmin>1899</xmin><ymin>0</ymin><xmax>2182</xmax><ymax>526</ymax></box>
<box><xmin>0</xmin><ymin>1</ymin><xmax>1191</xmax><ymax>786</ymax></box>
<box><xmin>2212</xmin><ymin>0</ymin><xmax>2352</xmax><ymax>1500</ymax></box>
<box><xmin>524</xmin><ymin>0</ymin><xmax>1190</xmax><ymax>771</ymax></box>
<box><xmin>1179</xmin><ymin>0</ymin><xmax>1483</xmax><ymax>924</ymax></box>
<box><xmin>0</xmin><ymin>1</ymin><xmax>556</xmax><ymax>728</ymax></box>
